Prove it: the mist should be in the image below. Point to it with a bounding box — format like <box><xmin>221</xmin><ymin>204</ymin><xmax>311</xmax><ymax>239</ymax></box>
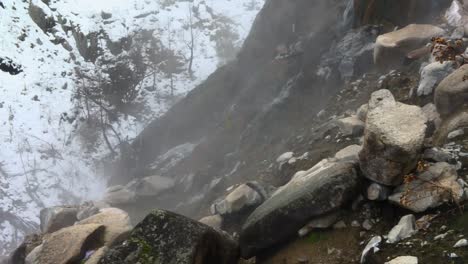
<box><xmin>2</xmin><ymin>0</ymin><xmax>468</xmax><ymax>263</ymax></box>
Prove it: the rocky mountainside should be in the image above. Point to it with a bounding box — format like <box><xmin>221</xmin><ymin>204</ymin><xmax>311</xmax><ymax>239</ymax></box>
<box><xmin>8</xmin><ymin>0</ymin><xmax>468</xmax><ymax>263</ymax></box>
<box><xmin>0</xmin><ymin>0</ymin><xmax>263</xmax><ymax>256</ymax></box>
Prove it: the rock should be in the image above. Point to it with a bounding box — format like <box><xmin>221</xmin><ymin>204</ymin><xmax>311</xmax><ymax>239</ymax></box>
<box><xmin>276</xmin><ymin>152</ymin><xmax>294</xmax><ymax>163</ymax></box>
<box><xmin>374</xmin><ymin>24</ymin><xmax>445</xmax><ymax>69</ymax></box>
<box><xmin>334</xmin><ymin>144</ymin><xmax>362</xmax><ymax>163</ymax></box>
<box><xmin>132</xmin><ymin>175</ymin><xmax>176</xmax><ymax>197</ymax></box>
<box><xmin>422</xmin><ymin>103</ymin><xmax>441</xmax><ymax>137</ymax></box>
<box><xmin>333</xmin><ymin>220</ymin><xmax>347</xmax><ymax>229</ymax></box>
<box><xmin>448</xmin><ymin>128</ymin><xmax>465</xmax><ymax>140</ymax></box>
<box><xmin>435</xmin><ymin>64</ymin><xmax>468</xmax><ymax>117</ymax></box>
<box><xmin>359</xmin><ymin>89</ymin><xmax>427</xmax><ymax>186</ymax></box>
<box><xmin>100</xmin><ymin>209</ymin><xmax>239</xmax><ymax>264</ymax></box>
<box><xmin>416</xmin><ymin>61</ymin><xmax>455</xmax><ymax>96</ymax></box>
<box><xmin>389</xmin><ymin>162</ymin><xmax>463</xmax><ymax>212</ymax></box>
<box><xmin>454</xmin><ymin>238</ymin><xmax>468</xmax><ymax>248</ymax></box>
<box><xmin>239</xmin><ymin>161</ymin><xmax>358</xmax><ymax>258</ymax></box>
<box><xmin>423</xmin><ymin>147</ymin><xmax>453</xmax><ymax>163</ymax></box>
<box><xmin>102</xmin><ymin>186</ymin><xmax>136</xmax><ymax>206</ymax></box>
<box><xmin>336</xmin><ymin>116</ymin><xmax>365</xmax><ymax>137</ymax></box>
<box><xmin>298</xmin><ymin>212</ymin><xmax>340</xmax><ymax>237</ymax></box>
<box><xmin>199</xmin><ymin>215</ymin><xmax>223</xmax><ymax>230</ymax></box>
<box><xmin>39</xmin><ymin>206</ymin><xmax>78</xmax><ymax>234</ymax></box>
<box><xmin>76</xmin><ymin>201</ymin><xmax>100</xmax><ymax>221</ymax></box>
<box><xmin>357</xmin><ymin>104</ymin><xmax>368</xmax><ymax>122</ymax></box>
<box><xmin>84</xmin><ymin>246</ymin><xmax>108</xmax><ymax>264</ymax></box>
<box><xmin>362</xmin><ymin>219</ymin><xmax>373</xmax><ymax>231</ymax></box>
<box><xmin>385</xmin><ymin>256</ymin><xmax>418</xmax><ymax>264</ymax></box>
<box><xmin>212</xmin><ymin>183</ymin><xmax>263</xmax><ymax>215</ymax></box>
<box><xmin>36</xmin><ymin>224</ymin><xmax>105</xmax><ymax>264</ymax></box>
<box><xmin>367</xmin><ymin>182</ymin><xmax>391</xmax><ymax>201</ymax></box>
<box><xmin>24</xmin><ymin>244</ymin><xmax>42</xmax><ymax>264</ymax></box>
<box><xmin>77</xmin><ymin>208</ymin><xmax>132</xmax><ymax>247</ymax></box>
<box><xmin>387</xmin><ymin>215</ymin><xmax>417</xmax><ymax>244</ymax></box>
<box><xmin>9</xmin><ymin>234</ymin><xmax>42</xmax><ymax>264</ymax></box>
<box><xmin>360</xmin><ymin>236</ymin><xmax>381</xmax><ymax>264</ymax></box>
<box><xmin>434</xmin><ymin>110</ymin><xmax>468</xmax><ymax>145</ymax></box>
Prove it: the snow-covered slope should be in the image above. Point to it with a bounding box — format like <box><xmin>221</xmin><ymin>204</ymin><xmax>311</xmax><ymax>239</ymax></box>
<box><xmin>0</xmin><ymin>0</ymin><xmax>263</xmax><ymax>255</ymax></box>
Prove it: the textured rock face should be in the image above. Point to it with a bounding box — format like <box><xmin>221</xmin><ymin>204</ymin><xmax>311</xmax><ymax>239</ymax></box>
<box><xmin>389</xmin><ymin>162</ymin><xmax>463</xmax><ymax>212</ymax></box>
<box><xmin>37</xmin><ymin>224</ymin><xmax>105</xmax><ymax>264</ymax></box>
<box><xmin>435</xmin><ymin>64</ymin><xmax>468</xmax><ymax>117</ymax></box>
<box><xmin>359</xmin><ymin>90</ymin><xmax>427</xmax><ymax>186</ymax></box>
<box><xmin>39</xmin><ymin>206</ymin><xmax>78</xmax><ymax>234</ymax></box>
<box><xmin>99</xmin><ymin>209</ymin><xmax>239</xmax><ymax>264</ymax></box>
<box><xmin>239</xmin><ymin>161</ymin><xmax>358</xmax><ymax>258</ymax></box>
<box><xmin>374</xmin><ymin>24</ymin><xmax>445</xmax><ymax>69</ymax></box>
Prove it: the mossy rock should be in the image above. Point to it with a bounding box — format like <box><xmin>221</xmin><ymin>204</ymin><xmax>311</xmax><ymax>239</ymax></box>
<box><xmin>99</xmin><ymin>209</ymin><xmax>239</xmax><ymax>264</ymax></box>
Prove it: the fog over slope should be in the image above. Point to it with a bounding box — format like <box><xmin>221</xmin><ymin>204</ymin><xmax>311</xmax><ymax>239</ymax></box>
<box><xmin>0</xmin><ymin>0</ymin><xmax>263</xmax><ymax>255</ymax></box>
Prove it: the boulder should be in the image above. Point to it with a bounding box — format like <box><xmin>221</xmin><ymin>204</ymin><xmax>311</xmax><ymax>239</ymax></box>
<box><xmin>77</xmin><ymin>208</ymin><xmax>132</xmax><ymax>247</ymax></box>
<box><xmin>76</xmin><ymin>201</ymin><xmax>100</xmax><ymax>221</ymax></box>
<box><xmin>435</xmin><ymin>64</ymin><xmax>468</xmax><ymax>117</ymax></box>
<box><xmin>84</xmin><ymin>246</ymin><xmax>108</xmax><ymax>264</ymax></box>
<box><xmin>357</xmin><ymin>104</ymin><xmax>368</xmax><ymax>122</ymax></box>
<box><xmin>24</xmin><ymin>244</ymin><xmax>42</xmax><ymax>264</ymax></box>
<box><xmin>212</xmin><ymin>183</ymin><xmax>264</xmax><ymax>215</ymax></box>
<box><xmin>367</xmin><ymin>182</ymin><xmax>391</xmax><ymax>201</ymax></box>
<box><xmin>100</xmin><ymin>209</ymin><xmax>239</xmax><ymax>264</ymax></box>
<box><xmin>39</xmin><ymin>206</ymin><xmax>78</xmax><ymax>234</ymax></box>
<box><xmin>374</xmin><ymin>24</ymin><xmax>445</xmax><ymax>69</ymax></box>
<box><xmin>387</xmin><ymin>215</ymin><xmax>417</xmax><ymax>244</ymax></box>
<box><xmin>298</xmin><ymin>211</ymin><xmax>340</xmax><ymax>237</ymax></box>
<box><xmin>239</xmin><ymin>161</ymin><xmax>358</xmax><ymax>258</ymax></box>
<box><xmin>199</xmin><ymin>215</ymin><xmax>223</xmax><ymax>230</ymax></box>
<box><xmin>389</xmin><ymin>162</ymin><xmax>464</xmax><ymax>212</ymax></box>
<box><xmin>8</xmin><ymin>234</ymin><xmax>42</xmax><ymax>264</ymax></box>
<box><xmin>385</xmin><ymin>256</ymin><xmax>418</xmax><ymax>264</ymax></box>
<box><xmin>102</xmin><ymin>185</ymin><xmax>136</xmax><ymax>206</ymax></box>
<box><xmin>36</xmin><ymin>224</ymin><xmax>105</xmax><ymax>264</ymax></box>
<box><xmin>131</xmin><ymin>175</ymin><xmax>175</xmax><ymax>197</ymax></box>
<box><xmin>434</xmin><ymin>110</ymin><xmax>468</xmax><ymax>145</ymax></box>
<box><xmin>336</xmin><ymin>115</ymin><xmax>365</xmax><ymax>137</ymax></box>
<box><xmin>416</xmin><ymin>61</ymin><xmax>455</xmax><ymax>96</ymax></box>
<box><xmin>421</xmin><ymin>103</ymin><xmax>441</xmax><ymax>137</ymax></box>
<box><xmin>359</xmin><ymin>89</ymin><xmax>427</xmax><ymax>186</ymax></box>
<box><xmin>334</xmin><ymin>144</ymin><xmax>362</xmax><ymax>163</ymax></box>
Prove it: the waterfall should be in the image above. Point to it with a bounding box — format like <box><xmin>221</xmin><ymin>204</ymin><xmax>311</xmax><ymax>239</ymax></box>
<box><xmin>342</xmin><ymin>0</ymin><xmax>354</xmax><ymax>30</ymax></box>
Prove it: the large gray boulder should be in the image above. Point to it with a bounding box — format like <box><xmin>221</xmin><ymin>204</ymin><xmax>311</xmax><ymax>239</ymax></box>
<box><xmin>374</xmin><ymin>24</ymin><xmax>444</xmax><ymax>69</ymax></box>
<box><xmin>99</xmin><ymin>209</ymin><xmax>239</xmax><ymax>264</ymax></box>
<box><xmin>359</xmin><ymin>90</ymin><xmax>427</xmax><ymax>186</ymax></box>
<box><xmin>389</xmin><ymin>162</ymin><xmax>463</xmax><ymax>212</ymax></box>
<box><xmin>239</xmin><ymin>161</ymin><xmax>358</xmax><ymax>258</ymax></box>
<box><xmin>40</xmin><ymin>206</ymin><xmax>78</xmax><ymax>234</ymax></box>
<box><xmin>435</xmin><ymin>64</ymin><xmax>468</xmax><ymax>117</ymax></box>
